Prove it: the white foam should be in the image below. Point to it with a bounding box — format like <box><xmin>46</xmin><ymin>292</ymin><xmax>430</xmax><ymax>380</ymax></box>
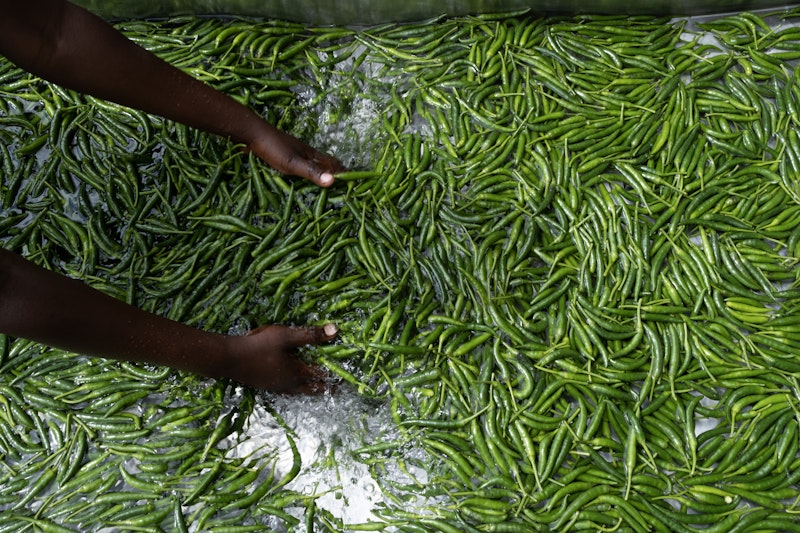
<box><xmin>228</xmin><ymin>386</ymin><xmax>427</xmax><ymax>528</ymax></box>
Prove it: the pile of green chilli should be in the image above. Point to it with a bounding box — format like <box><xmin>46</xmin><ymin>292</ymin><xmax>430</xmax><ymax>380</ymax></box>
<box><xmin>1</xmin><ymin>7</ymin><xmax>800</xmax><ymax>532</ymax></box>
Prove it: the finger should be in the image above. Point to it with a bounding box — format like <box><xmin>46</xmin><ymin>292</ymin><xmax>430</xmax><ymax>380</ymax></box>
<box><xmin>283</xmin><ymin>323</ymin><xmax>338</xmax><ymax>348</ymax></box>
<box><xmin>295</xmin><ymin>154</ymin><xmax>346</xmax><ymax>188</ymax></box>
<box><xmin>315</xmin><ymin>171</ymin><xmax>335</xmax><ymax>188</ymax></box>
<box><xmin>243</xmin><ymin>324</ymin><xmax>338</xmax><ymax>344</ymax></box>
<box><xmin>250</xmin><ymin>132</ymin><xmax>344</xmax><ymax>187</ymax></box>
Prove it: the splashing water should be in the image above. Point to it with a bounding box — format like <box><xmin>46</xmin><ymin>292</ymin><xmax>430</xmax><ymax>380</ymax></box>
<box><xmin>227</xmin><ymin>385</ymin><xmax>432</xmax><ymax>529</ymax></box>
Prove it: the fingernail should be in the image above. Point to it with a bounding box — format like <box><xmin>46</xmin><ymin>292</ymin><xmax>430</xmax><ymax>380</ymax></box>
<box><xmin>324</xmin><ymin>323</ymin><xmax>338</xmax><ymax>337</ymax></box>
<box><xmin>319</xmin><ymin>172</ymin><xmax>333</xmax><ymax>186</ymax></box>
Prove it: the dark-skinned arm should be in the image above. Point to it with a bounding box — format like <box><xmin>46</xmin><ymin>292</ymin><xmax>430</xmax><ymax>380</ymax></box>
<box><xmin>0</xmin><ymin>0</ymin><xmax>344</xmax><ymax>186</ymax></box>
<box><xmin>0</xmin><ymin>249</ymin><xmax>337</xmax><ymax>393</ymax></box>
<box><xmin>0</xmin><ymin>0</ymin><xmax>342</xmax><ymax>392</ymax></box>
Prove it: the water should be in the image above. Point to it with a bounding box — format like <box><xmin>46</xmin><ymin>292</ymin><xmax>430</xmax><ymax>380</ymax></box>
<box><xmin>227</xmin><ymin>385</ymin><xmax>430</xmax><ymax>529</ymax></box>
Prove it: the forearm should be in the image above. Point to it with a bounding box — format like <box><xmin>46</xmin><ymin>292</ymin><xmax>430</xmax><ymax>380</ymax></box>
<box><xmin>0</xmin><ymin>248</ymin><xmax>337</xmax><ymax>392</ymax></box>
<box><xmin>0</xmin><ymin>248</ymin><xmax>229</xmax><ymax>376</ymax></box>
<box><xmin>0</xmin><ymin>0</ymin><xmax>344</xmax><ymax>185</ymax></box>
<box><xmin>0</xmin><ymin>0</ymin><xmax>265</xmax><ymax>146</ymax></box>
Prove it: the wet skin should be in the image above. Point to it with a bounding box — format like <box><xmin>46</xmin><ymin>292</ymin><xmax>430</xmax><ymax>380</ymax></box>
<box><xmin>0</xmin><ymin>0</ymin><xmax>345</xmax><ymax>393</ymax></box>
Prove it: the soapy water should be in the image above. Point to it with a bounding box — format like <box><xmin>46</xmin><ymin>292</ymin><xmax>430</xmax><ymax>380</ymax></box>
<box><xmin>286</xmin><ymin>44</ymin><xmax>416</xmax><ymax>172</ymax></box>
<box><xmin>225</xmin><ymin>384</ymin><xmax>434</xmax><ymax>530</ymax></box>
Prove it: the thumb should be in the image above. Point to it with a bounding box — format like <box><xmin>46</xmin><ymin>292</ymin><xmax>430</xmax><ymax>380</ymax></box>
<box><xmin>289</xmin><ymin>153</ymin><xmax>344</xmax><ymax>188</ymax></box>
<box><xmin>249</xmin><ymin>129</ymin><xmax>345</xmax><ymax>187</ymax></box>
<box><xmin>283</xmin><ymin>323</ymin><xmax>339</xmax><ymax>347</ymax></box>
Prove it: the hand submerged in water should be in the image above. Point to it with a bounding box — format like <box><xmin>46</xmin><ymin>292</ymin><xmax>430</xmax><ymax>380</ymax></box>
<box><xmin>222</xmin><ymin>323</ymin><xmax>339</xmax><ymax>393</ymax></box>
<box><xmin>247</xmin><ymin>125</ymin><xmax>347</xmax><ymax>188</ymax></box>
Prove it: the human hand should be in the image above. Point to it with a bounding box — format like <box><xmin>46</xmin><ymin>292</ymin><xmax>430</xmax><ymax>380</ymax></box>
<box><xmin>223</xmin><ymin>323</ymin><xmax>338</xmax><ymax>393</ymax></box>
<box><xmin>247</xmin><ymin>125</ymin><xmax>346</xmax><ymax>188</ymax></box>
